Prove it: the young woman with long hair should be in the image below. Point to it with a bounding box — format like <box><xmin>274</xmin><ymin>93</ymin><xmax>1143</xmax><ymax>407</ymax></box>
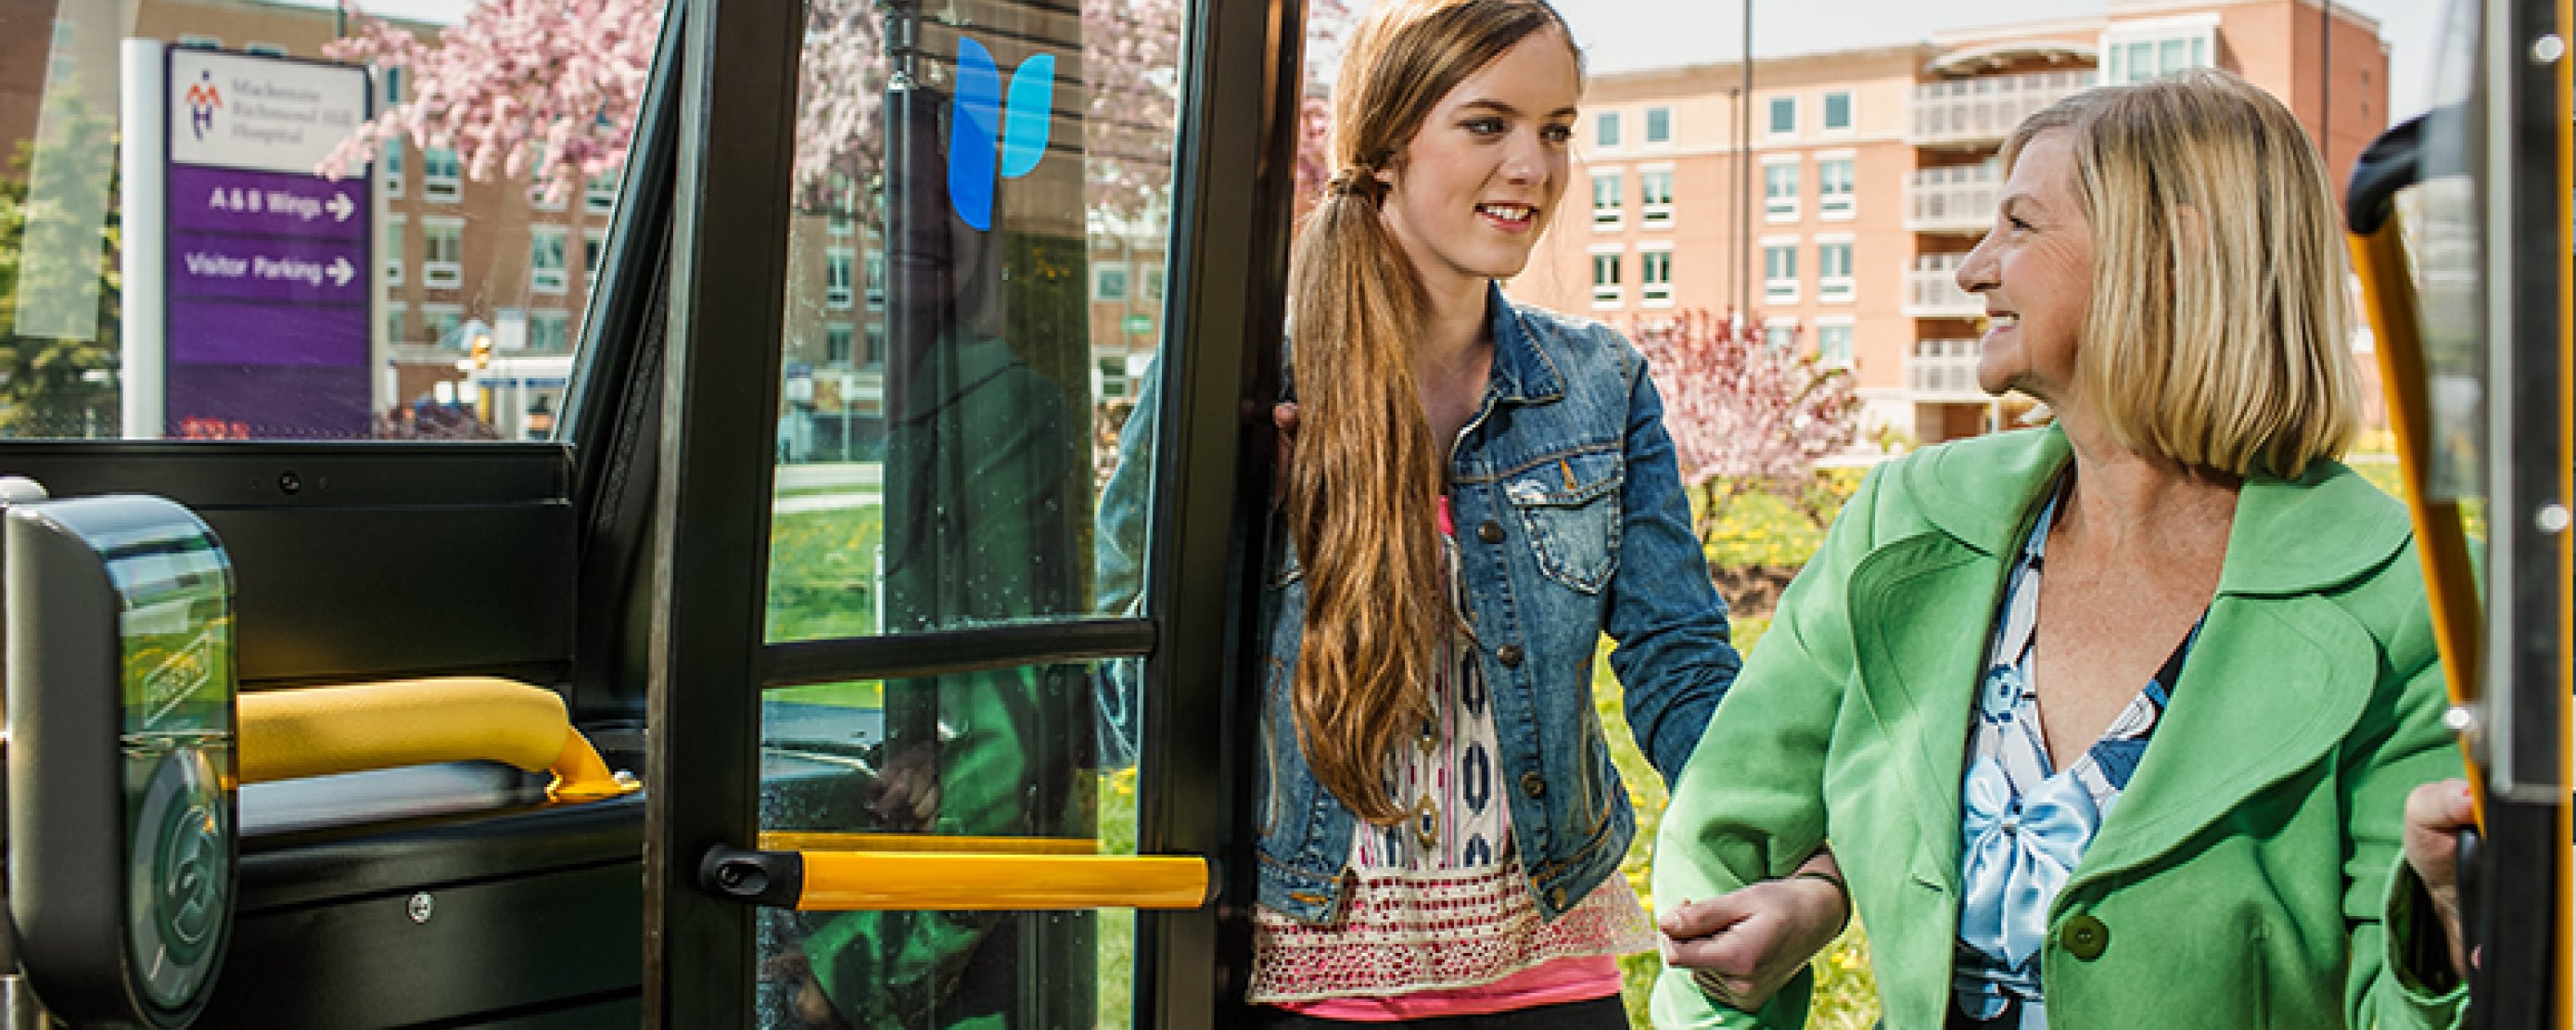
<box><xmin>1203</xmin><ymin>1</ymin><xmax>1837</xmax><ymax>1024</ymax></box>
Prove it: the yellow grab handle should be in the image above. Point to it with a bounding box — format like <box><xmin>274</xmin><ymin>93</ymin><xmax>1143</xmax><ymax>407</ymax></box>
<box><xmin>2350</xmin><ymin>224</ymin><xmax>2487</xmax><ymax>826</ymax></box>
<box><xmin>701</xmin><ymin>845</ymin><xmax>1212</xmax><ymax>911</ymax></box>
<box><xmin>798</xmin><ymin>852</ymin><xmax>1210</xmax><ymax>910</ymax></box>
<box><xmin>236</xmin><ymin>677</ymin><xmax>640</xmax><ymax>802</ymax></box>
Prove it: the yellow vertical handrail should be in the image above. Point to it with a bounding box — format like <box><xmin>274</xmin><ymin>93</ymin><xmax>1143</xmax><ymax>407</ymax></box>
<box><xmin>2349</xmin><ymin>223</ymin><xmax>2490</xmax><ymax>825</ymax></box>
<box><xmin>2553</xmin><ymin>2</ymin><xmax>2574</xmax><ymax>1023</ymax></box>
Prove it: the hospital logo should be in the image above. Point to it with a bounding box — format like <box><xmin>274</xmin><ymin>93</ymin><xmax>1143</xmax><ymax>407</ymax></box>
<box><xmin>182</xmin><ymin>70</ymin><xmax>222</xmax><ymax>142</ymax></box>
<box><xmin>948</xmin><ymin>36</ymin><xmax>1054</xmax><ymax>232</ymax></box>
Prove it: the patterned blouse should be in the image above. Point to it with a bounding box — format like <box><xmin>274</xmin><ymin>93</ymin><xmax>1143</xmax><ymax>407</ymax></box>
<box><xmin>1952</xmin><ymin>481</ymin><xmax>2203</xmax><ymax>1028</ymax></box>
<box><xmin>1246</xmin><ymin>498</ymin><xmax>1657</xmax><ymax>1009</ymax></box>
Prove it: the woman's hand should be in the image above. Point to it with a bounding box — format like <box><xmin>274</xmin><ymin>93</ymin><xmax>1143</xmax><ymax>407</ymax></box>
<box><xmin>2402</xmin><ymin>778</ymin><xmax>2477</xmax><ymax>978</ymax></box>
<box><xmin>1659</xmin><ymin>866</ymin><xmax>1848</xmax><ymax>1011</ymax></box>
<box><xmin>1271</xmin><ymin>402</ymin><xmax>1299</xmax><ymax>507</ymax></box>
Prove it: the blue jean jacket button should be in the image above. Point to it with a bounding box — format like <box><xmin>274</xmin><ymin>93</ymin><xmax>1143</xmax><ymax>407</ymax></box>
<box><xmin>1476</xmin><ymin>519</ymin><xmax>1505</xmax><ymax>544</ymax></box>
<box><xmin>1497</xmin><ymin>644</ymin><xmax>1524</xmax><ymax>668</ymax></box>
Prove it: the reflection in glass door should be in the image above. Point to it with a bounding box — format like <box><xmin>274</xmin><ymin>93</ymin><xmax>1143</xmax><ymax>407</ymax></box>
<box><xmin>755</xmin><ymin>0</ymin><xmax>1185</xmax><ymax>1024</ymax></box>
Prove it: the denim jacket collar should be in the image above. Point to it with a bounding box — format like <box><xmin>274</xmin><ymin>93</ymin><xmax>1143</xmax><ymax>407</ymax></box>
<box><xmin>1484</xmin><ymin>280</ymin><xmax>1565</xmax><ymax>405</ymax></box>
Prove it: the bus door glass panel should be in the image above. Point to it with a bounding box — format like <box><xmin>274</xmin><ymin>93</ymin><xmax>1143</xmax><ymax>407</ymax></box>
<box><xmin>759</xmin><ymin>0</ymin><xmax>1180</xmax><ymax>1024</ymax></box>
<box><xmin>0</xmin><ymin>0</ymin><xmax>653</xmax><ymax>442</ymax></box>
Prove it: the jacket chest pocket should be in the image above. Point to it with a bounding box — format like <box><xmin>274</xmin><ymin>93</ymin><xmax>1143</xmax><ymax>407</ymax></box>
<box><xmin>1503</xmin><ymin>448</ymin><xmax>1624</xmax><ymax>593</ymax></box>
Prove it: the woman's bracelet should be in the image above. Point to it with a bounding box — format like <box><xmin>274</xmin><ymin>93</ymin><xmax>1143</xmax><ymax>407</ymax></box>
<box><xmin>1787</xmin><ymin>868</ymin><xmax>1852</xmax><ymax>935</ymax></box>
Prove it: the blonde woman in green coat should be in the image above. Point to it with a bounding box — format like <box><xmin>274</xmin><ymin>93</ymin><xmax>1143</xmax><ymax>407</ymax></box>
<box><xmin>1648</xmin><ymin>70</ymin><xmax>2472</xmax><ymax>1028</ymax></box>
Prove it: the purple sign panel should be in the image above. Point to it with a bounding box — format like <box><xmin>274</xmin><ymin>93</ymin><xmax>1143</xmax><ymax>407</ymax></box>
<box><xmin>168</xmin><ymin>164</ymin><xmax>368</xmax><ymax>238</ymax></box>
<box><xmin>161</xmin><ymin>51</ymin><xmax>372</xmax><ymax>440</ymax></box>
<box><xmin>163</xmin><ymin>363</ymin><xmax>373</xmax><ymax>440</ymax></box>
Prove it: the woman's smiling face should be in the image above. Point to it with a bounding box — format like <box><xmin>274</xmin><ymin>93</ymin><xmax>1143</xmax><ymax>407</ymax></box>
<box><xmin>1376</xmin><ymin>25</ymin><xmax>1582</xmax><ymax>297</ymax></box>
<box><xmin>1956</xmin><ymin>130</ymin><xmax>2094</xmax><ymax>406</ymax></box>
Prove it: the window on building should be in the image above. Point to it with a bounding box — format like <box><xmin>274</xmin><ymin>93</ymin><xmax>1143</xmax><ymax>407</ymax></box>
<box><xmin>382</xmin><ymin>65</ymin><xmax>402</xmax><ymax>107</ymax></box>
<box><xmin>1094</xmin><ymin>264</ymin><xmax>1130</xmax><ymax>301</ymax></box>
<box><xmin>383</xmin><ymin>217</ymin><xmax>404</xmax><ymax>286</ymax></box>
<box><xmin>422</xmin><ymin>220</ymin><xmax>464</xmax><ymax>289</ymax></box>
<box><xmin>1817</xmin><ymin>324</ymin><xmax>1854</xmax><ymax>366</ymax></box>
<box><xmin>1768</xmin><ymin>95</ymin><xmax>1796</xmax><ymax>135</ymax></box>
<box><xmin>1765</xmin><ymin>162</ymin><xmax>1801</xmax><ymax>221</ymax></box>
<box><xmin>1818</xmin><ymin>242</ymin><xmax>1855</xmax><ymax>302</ymax></box>
<box><xmin>863</xmin><ymin>323</ymin><xmax>887</xmax><ymax>368</ymax></box>
<box><xmin>529</xmin><ymin>311</ymin><xmax>571</xmax><ymax>353</ymax></box>
<box><xmin>1639</xmin><ymin>171</ymin><xmax>1674</xmax><ymax>227</ymax></box>
<box><xmin>425</xmin><ymin>305</ymin><xmax>465</xmax><ymax>348</ymax></box>
<box><xmin>245</xmin><ymin>42</ymin><xmax>287</xmax><ymax>57</ymax></box>
<box><xmin>1142</xmin><ymin>267</ymin><xmax>1166</xmax><ymax>302</ymax></box>
<box><xmin>1764</xmin><ymin>244</ymin><xmax>1799</xmax><ymax>303</ymax></box>
<box><xmin>1640</xmin><ymin>250</ymin><xmax>1673</xmax><ymax>306</ymax></box>
<box><xmin>825</xmin><ymin>248</ymin><xmax>854</xmax><ymax>309</ymax></box>
<box><xmin>1817</xmin><ymin>159</ymin><xmax>1855</xmax><ymax>219</ymax></box>
<box><xmin>1590</xmin><ymin>252</ymin><xmax>1622</xmax><ymax>307</ymax></box>
<box><xmin>1765</xmin><ymin>321</ymin><xmax>1797</xmax><ymax>350</ymax></box>
<box><xmin>864</xmin><ymin>251</ymin><xmax>886</xmax><ymax>309</ymax></box>
<box><xmin>530</xmin><ymin>227</ymin><xmax>568</xmax><ymax>293</ymax></box>
<box><xmin>1098</xmin><ymin>357</ymin><xmax>1131</xmax><ymax>400</ymax></box>
<box><xmin>1645</xmin><ymin>107</ymin><xmax>1671</xmax><ymax>144</ymax></box>
<box><xmin>1596</xmin><ymin>111</ymin><xmax>1621</xmax><ymax>148</ymax></box>
<box><xmin>584</xmin><ymin>230</ymin><xmax>606</xmax><ymax>290</ymax></box>
<box><xmin>1592</xmin><ymin>173</ymin><xmax>1623</xmax><ymax>228</ymax></box>
<box><xmin>585</xmin><ymin>171</ymin><xmax>619</xmax><ymax>214</ymax></box>
<box><xmin>1823</xmin><ymin>91</ymin><xmax>1854</xmax><ymax>132</ymax></box>
<box><xmin>383</xmin><ymin>139</ymin><xmax>404</xmax><ymax>197</ymax></box>
<box><xmin>423</xmin><ymin>146</ymin><xmax>462</xmax><ymax>202</ymax></box>
<box><xmin>2107</xmin><ymin>26</ymin><xmax>2214</xmax><ymax>83</ymax></box>
<box><xmin>825</xmin><ymin>323</ymin><xmax>854</xmax><ymax>366</ymax></box>
<box><xmin>386</xmin><ymin>303</ymin><xmax>408</xmax><ymax>346</ymax></box>
<box><xmin>175</xmin><ymin>34</ymin><xmax>223</xmax><ymax>50</ymax></box>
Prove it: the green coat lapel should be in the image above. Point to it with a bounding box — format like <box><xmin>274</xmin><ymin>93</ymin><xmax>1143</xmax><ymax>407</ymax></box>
<box><xmin>1847</xmin><ymin>534</ymin><xmax>1999</xmax><ymax>890</ymax></box>
<box><xmin>2064</xmin><ymin>460</ymin><xmax>2411</xmax><ymax>895</ymax></box>
<box><xmin>1848</xmin><ymin>426</ymin><xmax>2072</xmax><ymax>889</ymax></box>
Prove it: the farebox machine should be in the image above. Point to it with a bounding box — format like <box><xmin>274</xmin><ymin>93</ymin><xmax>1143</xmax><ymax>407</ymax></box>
<box><xmin>4</xmin><ymin>490</ymin><xmax>237</xmax><ymax>1028</ymax></box>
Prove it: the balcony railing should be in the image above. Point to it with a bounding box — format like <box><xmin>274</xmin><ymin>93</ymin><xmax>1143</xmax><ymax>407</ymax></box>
<box><xmin>1905</xmin><ymin>164</ymin><xmax>2000</xmax><ymax>232</ymax></box>
<box><xmin>1909</xmin><ymin>71</ymin><xmax>2095</xmax><ymax>147</ymax></box>
<box><xmin>1904</xmin><ymin>255</ymin><xmax>1983</xmax><ymax>317</ymax></box>
<box><xmin>1907</xmin><ymin>338</ymin><xmax>1986</xmax><ymax>399</ymax></box>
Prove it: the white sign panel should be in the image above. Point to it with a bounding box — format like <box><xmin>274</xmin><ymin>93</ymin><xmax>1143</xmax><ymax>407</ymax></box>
<box><xmin>166</xmin><ymin>50</ymin><xmax>368</xmax><ymax>174</ymax></box>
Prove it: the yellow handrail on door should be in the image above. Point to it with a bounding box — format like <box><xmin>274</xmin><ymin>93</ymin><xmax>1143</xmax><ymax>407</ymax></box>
<box><xmin>2348</xmin><ymin>217</ymin><xmax>2490</xmax><ymax>826</ymax></box>
<box><xmin>703</xmin><ymin>844</ymin><xmax>1213</xmax><ymax>912</ymax></box>
<box><xmin>236</xmin><ymin>678</ymin><xmax>640</xmax><ymax>802</ymax></box>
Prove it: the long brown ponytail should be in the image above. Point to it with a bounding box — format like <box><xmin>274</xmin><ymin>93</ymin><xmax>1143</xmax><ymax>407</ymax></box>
<box><xmin>1285</xmin><ymin>0</ymin><xmax>1575</xmax><ymax>825</ymax></box>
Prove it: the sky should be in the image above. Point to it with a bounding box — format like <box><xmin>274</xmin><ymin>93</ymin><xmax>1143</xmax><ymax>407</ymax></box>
<box><xmin>291</xmin><ymin>0</ymin><xmax>2455</xmax><ymax>121</ymax></box>
<box><xmin>1551</xmin><ymin>0</ymin><xmax>2450</xmax><ymax>121</ymax></box>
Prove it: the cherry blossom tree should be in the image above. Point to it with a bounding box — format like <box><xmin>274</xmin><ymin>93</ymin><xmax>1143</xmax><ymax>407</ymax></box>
<box><xmin>318</xmin><ymin>0</ymin><xmax>658</xmax><ymax>200</ymax></box>
<box><xmin>322</xmin><ymin>0</ymin><xmax>1343</xmax><ymax>221</ymax></box>
<box><xmin>1628</xmin><ymin>309</ymin><xmax>1861</xmax><ymax>536</ymax></box>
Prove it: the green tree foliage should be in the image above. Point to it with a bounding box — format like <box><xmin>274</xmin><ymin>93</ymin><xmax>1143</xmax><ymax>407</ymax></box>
<box><xmin>0</xmin><ymin>99</ymin><xmax>122</xmax><ymax>439</ymax></box>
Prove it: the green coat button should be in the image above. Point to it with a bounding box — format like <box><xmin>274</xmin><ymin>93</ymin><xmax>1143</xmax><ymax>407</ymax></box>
<box><xmin>2060</xmin><ymin>914</ymin><xmax>2109</xmax><ymax>960</ymax></box>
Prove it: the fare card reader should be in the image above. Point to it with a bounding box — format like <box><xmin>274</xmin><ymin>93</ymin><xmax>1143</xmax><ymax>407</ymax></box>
<box><xmin>6</xmin><ymin>495</ymin><xmax>236</xmax><ymax>1028</ymax></box>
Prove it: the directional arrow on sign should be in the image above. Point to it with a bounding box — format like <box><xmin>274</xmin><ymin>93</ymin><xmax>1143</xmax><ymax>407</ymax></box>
<box><xmin>327</xmin><ymin>192</ymin><xmax>355</xmax><ymax>223</ymax></box>
<box><xmin>327</xmin><ymin>257</ymin><xmax>354</xmax><ymax>286</ymax></box>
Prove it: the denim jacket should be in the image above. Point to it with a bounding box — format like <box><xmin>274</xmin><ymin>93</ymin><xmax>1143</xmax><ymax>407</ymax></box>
<box><xmin>1098</xmin><ymin>283</ymin><xmax>1739</xmax><ymax>925</ymax></box>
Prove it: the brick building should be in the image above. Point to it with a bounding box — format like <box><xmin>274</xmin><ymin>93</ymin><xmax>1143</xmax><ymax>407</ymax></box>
<box><xmin>1513</xmin><ymin>0</ymin><xmax>2390</xmax><ymax>445</ymax></box>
